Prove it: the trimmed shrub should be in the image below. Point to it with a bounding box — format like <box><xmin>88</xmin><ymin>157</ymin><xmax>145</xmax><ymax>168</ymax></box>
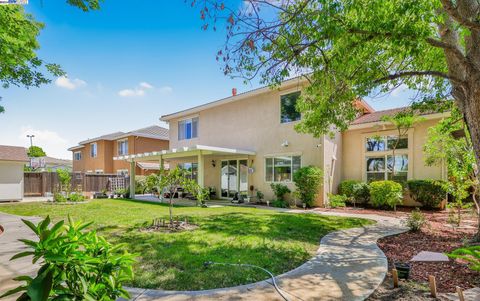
<box><xmin>328</xmin><ymin>194</ymin><xmax>347</xmax><ymax>208</ymax></box>
<box><xmin>270</xmin><ymin>183</ymin><xmax>291</xmax><ymax>201</ymax></box>
<box><xmin>68</xmin><ymin>192</ymin><xmax>85</xmax><ymax>202</ymax></box>
<box><xmin>403</xmin><ymin>208</ymin><xmax>427</xmax><ymax>231</ymax></box>
<box><xmin>407</xmin><ymin>179</ymin><xmax>446</xmax><ymax>209</ymax></box>
<box><xmin>272</xmin><ymin>199</ymin><xmax>288</xmax><ymax>208</ymax></box>
<box><xmin>293</xmin><ymin>166</ymin><xmax>323</xmax><ymax>207</ymax></box>
<box><xmin>369</xmin><ymin>180</ymin><xmax>403</xmax><ymax>209</ymax></box>
<box><xmin>53</xmin><ymin>192</ymin><xmax>66</xmax><ymax>203</ymax></box>
<box><xmin>338</xmin><ymin>180</ymin><xmax>370</xmax><ymax>205</ymax></box>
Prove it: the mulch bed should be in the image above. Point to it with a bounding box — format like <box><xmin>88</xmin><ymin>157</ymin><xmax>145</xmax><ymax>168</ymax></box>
<box><xmin>378</xmin><ymin>210</ymin><xmax>479</xmax><ymax>293</ymax></box>
<box><xmin>141</xmin><ymin>219</ymin><xmax>199</xmax><ymax>233</ymax></box>
<box><xmin>315</xmin><ymin>207</ymin><xmax>480</xmax><ymax>293</ymax></box>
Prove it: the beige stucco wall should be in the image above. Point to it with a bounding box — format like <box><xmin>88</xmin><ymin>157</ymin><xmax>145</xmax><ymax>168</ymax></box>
<box><xmin>342</xmin><ymin>118</ymin><xmax>445</xmax><ymax>206</ymax></box>
<box><xmin>167</xmin><ymin>84</ymin><xmax>326</xmax><ymax>205</ymax></box>
<box><xmin>0</xmin><ymin>161</ymin><xmax>24</xmax><ymax>201</ymax></box>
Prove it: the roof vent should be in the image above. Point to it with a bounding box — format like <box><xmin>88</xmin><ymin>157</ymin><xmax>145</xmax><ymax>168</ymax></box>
<box><xmin>232</xmin><ymin>88</ymin><xmax>237</xmax><ymax>96</ymax></box>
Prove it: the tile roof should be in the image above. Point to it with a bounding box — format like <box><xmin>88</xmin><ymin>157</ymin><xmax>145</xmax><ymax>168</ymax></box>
<box><xmin>129</xmin><ymin>125</ymin><xmax>169</xmax><ymax>140</ymax></box>
<box><xmin>78</xmin><ymin>131</ymin><xmax>125</xmax><ymax>145</ymax></box>
<box><xmin>351</xmin><ymin>107</ymin><xmax>409</xmax><ymax>125</ymax></box>
<box><xmin>0</xmin><ymin>145</ymin><xmax>29</xmax><ymax>162</ymax></box>
<box><xmin>70</xmin><ymin>125</ymin><xmax>169</xmax><ymax>151</ymax></box>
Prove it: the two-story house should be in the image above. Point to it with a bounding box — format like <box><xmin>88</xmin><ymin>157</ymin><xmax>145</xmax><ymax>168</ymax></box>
<box><xmin>115</xmin><ymin>78</ymin><xmax>446</xmax><ymax>206</ymax></box>
<box><xmin>69</xmin><ymin>125</ymin><xmax>169</xmax><ymax>175</ymax></box>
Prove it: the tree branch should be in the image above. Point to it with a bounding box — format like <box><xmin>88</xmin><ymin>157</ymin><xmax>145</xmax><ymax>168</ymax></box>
<box><xmin>374</xmin><ymin>70</ymin><xmax>465</xmax><ymax>85</ymax></box>
<box><xmin>440</xmin><ymin>0</ymin><xmax>480</xmax><ymax>31</ymax></box>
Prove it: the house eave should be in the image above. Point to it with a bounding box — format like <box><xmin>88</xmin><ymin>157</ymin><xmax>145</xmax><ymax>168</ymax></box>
<box><xmin>347</xmin><ymin>112</ymin><xmax>450</xmax><ymax>131</ymax></box>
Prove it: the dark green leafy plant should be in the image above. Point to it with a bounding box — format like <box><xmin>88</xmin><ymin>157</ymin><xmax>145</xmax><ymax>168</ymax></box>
<box><xmin>0</xmin><ymin>216</ymin><xmax>135</xmax><ymax>301</ymax></box>
<box><xmin>272</xmin><ymin>199</ymin><xmax>288</xmax><ymax>208</ymax></box>
<box><xmin>369</xmin><ymin>180</ymin><xmax>403</xmax><ymax>210</ymax></box>
<box><xmin>448</xmin><ymin>246</ymin><xmax>480</xmax><ymax>271</ymax></box>
<box><xmin>292</xmin><ymin>166</ymin><xmax>323</xmax><ymax>207</ymax></box>
<box><xmin>270</xmin><ymin>183</ymin><xmax>291</xmax><ymax>202</ymax></box>
<box><xmin>338</xmin><ymin>180</ymin><xmax>370</xmax><ymax>206</ymax></box>
<box><xmin>407</xmin><ymin>180</ymin><xmax>446</xmax><ymax>209</ymax></box>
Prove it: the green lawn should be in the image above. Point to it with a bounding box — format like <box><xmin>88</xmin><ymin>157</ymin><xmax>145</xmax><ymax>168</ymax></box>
<box><xmin>0</xmin><ymin>199</ymin><xmax>373</xmax><ymax>290</ymax></box>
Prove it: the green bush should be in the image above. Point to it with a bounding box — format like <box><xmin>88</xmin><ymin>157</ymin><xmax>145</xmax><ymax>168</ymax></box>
<box><xmin>403</xmin><ymin>208</ymin><xmax>427</xmax><ymax>231</ymax></box>
<box><xmin>56</xmin><ymin>169</ymin><xmax>71</xmax><ymax>193</ymax></box>
<box><xmin>328</xmin><ymin>194</ymin><xmax>347</xmax><ymax>208</ymax></box>
<box><xmin>0</xmin><ymin>216</ymin><xmax>136</xmax><ymax>300</ymax></box>
<box><xmin>369</xmin><ymin>180</ymin><xmax>403</xmax><ymax>209</ymax></box>
<box><xmin>448</xmin><ymin>246</ymin><xmax>480</xmax><ymax>271</ymax></box>
<box><xmin>407</xmin><ymin>179</ymin><xmax>446</xmax><ymax>209</ymax></box>
<box><xmin>292</xmin><ymin>166</ymin><xmax>323</xmax><ymax>207</ymax></box>
<box><xmin>53</xmin><ymin>192</ymin><xmax>66</xmax><ymax>203</ymax></box>
<box><xmin>270</xmin><ymin>183</ymin><xmax>291</xmax><ymax>201</ymax></box>
<box><xmin>338</xmin><ymin>180</ymin><xmax>370</xmax><ymax>205</ymax></box>
<box><xmin>272</xmin><ymin>199</ymin><xmax>288</xmax><ymax>208</ymax></box>
<box><xmin>68</xmin><ymin>192</ymin><xmax>85</xmax><ymax>202</ymax></box>
<box><xmin>135</xmin><ymin>176</ymin><xmax>148</xmax><ymax>194</ymax></box>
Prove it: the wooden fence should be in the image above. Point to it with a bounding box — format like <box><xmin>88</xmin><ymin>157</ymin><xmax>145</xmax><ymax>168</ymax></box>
<box><xmin>24</xmin><ymin>172</ymin><xmax>128</xmax><ymax>197</ymax></box>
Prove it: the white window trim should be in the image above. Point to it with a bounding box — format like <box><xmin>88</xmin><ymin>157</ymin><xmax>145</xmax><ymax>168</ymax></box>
<box><xmin>95</xmin><ymin>169</ymin><xmax>104</xmax><ymax>174</ymax></box>
<box><xmin>279</xmin><ymin>90</ymin><xmax>302</xmax><ymax>125</ymax></box>
<box><xmin>90</xmin><ymin>143</ymin><xmax>97</xmax><ymax>158</ymax></box>
<box><xmin>361</xmin><ymin>129</ymin><xmax>414</xmax><ymax>182</ymax></box>
<box><xmin>117</xmin><ymin>169</ymin><xmax>128</xmax><ymax>175</ymax></box>
<box><xmin>365</xmin><ymin>154</ymin><xmax>409</xmax><ymax>181</ymax></box>
<box><xmin>117</xmin><ymin>139</ymin><xmax>128</xmax><ymax>156</ymax></box>
<box><xmin>178</xmin><ymin>117</ymin><xmax>199</xmax><ymax>141</ymax></box>
<box><xmin>74</xmin><ymin>151</ymin><xmax>82</xmax><ymax>161</ymax></box>
<box><xmin>264</xmin><ymin>155</ymin><xmax>302</xmax><ymax>183</ymax></box>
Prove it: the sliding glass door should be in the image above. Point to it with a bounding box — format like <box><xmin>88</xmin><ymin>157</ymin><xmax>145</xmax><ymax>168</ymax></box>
<box><xmin>221</xmin><ymin>159</ymin><xmax>248</xmax><ymax>199</ymax></box>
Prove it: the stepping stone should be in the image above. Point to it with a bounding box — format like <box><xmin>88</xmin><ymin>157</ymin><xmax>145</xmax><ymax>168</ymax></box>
<box><xmin>410</xmin><ymin>251</ymin><xmax>450</xmax><ymax>262</ymax></box>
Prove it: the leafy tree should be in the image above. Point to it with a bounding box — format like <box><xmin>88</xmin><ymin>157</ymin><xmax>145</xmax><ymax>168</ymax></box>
<box><xmin>381</xmin><ymin>111</ymin><xmax>424</xmax><ymax>181</ymax></box>
<box><xmin>424</xmin><ymin>108</ymin><xmax>480</xmax><ymax>240</ymax></box>
<box><xmin>0</xmin><ymin>1</ymin><xmax>101</xmax><ymax>113</ymax></box>
<box><xmin>150</xmin><ymin>167</ymin><xmax>200</xmax><ymax>226</ymax></box>
<box><xmin>27</xmin><ymin>146</ymin><xmax>46</xmax><ymax>157</ymax></box>
<box><xmin>194</xmin><ymin>0</ymin><xmax>480</xmax><ymax>173</ymax></box>
<box><xmin>56</xmin><ymin>168</ymin><xmax>72</xmax><ymax>195</ymax></box>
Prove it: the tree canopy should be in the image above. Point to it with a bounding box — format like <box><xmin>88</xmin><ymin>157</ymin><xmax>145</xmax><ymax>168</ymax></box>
<box><xmin>27</xmin><ymin>145</ymin><xmax>46</xmax><ymax>157</ymax></box>
<box><xmin>0</xmin><ymin>0</ymin><xmax>101</xmax><ymax>113</ymax></box>
<box><xmin>194</xmin><ymin>0</ymin><xmax>480</xmax><ymax>167</ymax></box>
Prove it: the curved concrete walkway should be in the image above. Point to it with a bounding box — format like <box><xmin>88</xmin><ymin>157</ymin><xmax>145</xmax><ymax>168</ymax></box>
<box><xmin>125</xmin><ymin>211</ymin><xmax>407</xmax><ymax>301</ymax></box>
<box><xmin>0</xmin><ymin>210</ymin><xmax>406</xmax><ymax>301</ymax></box>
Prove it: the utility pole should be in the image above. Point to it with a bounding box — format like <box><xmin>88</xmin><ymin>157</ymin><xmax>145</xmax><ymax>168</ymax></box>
<box><xmin>26</xmin><ymin>134</ymin><xmax>35</xmax><ymax>148</ymax></box>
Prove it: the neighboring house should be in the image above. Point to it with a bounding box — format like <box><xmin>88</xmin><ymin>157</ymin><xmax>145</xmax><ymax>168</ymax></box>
<box><xmin>0</xmin><ymin>145</ymin><xmax>29</xmax><ymax>201</ymax></box>
<box><xmin>69</xmin><ymin>125</ymin><xmax>169</xmax><ymax>176</ymax></box>
<box><xmin>115</xmin><ymin>78</ymin><xmax>446</xmax><ymax>206</ymax></box>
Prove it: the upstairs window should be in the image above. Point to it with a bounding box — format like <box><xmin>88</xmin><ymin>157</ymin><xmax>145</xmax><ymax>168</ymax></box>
<box><xmin>366</xmin><ymin>136</ymin><xmax>408</xmax><ymax>152</ymax></box>
<box><xmin>178</xmin><ymin>117</ymin><xmax>199</xmax><ymax>140</ymax></box>
<box><xmin>118</xmin><ymin>139</ymin><xmax>128</xmax><ymax>156</ymax></box>
<box><xmin>90</xmin><ymin>143</ymin><xmax>97</xmax><ymax>158</ymax></box>
<box><xmin>280</xmin><ymin>92</ymin><xmax>301</xmax><ymax>123</ymax></box>
<box><xmin>74</xmin><ymin>151</ymin><xmax>82</xmax><ymax>161</ymax></box>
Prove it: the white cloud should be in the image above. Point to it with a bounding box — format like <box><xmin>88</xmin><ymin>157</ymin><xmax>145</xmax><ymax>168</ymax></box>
<box><xmin>118</xmin><ymin>82</ymin><xmax>173</xmax><ymax>98</ymax></box>
<box><xmin>19</xmin><ymin>126</ymin><xmax>70</xmax><ymax>159</ymax></box>
<box><xmin>139</xmin><ymin>82</ymin><xmax>154</xmax><ymax>89</ymax></box>
<box><xmin>55</xmin><ymin>76</ymin><xmax>87</xmax><ymax>90</ymax></box>
<box><xmin>118</xmin><ymin>88</ymin><xmax>146</xmax><ymax>97</ymax></box>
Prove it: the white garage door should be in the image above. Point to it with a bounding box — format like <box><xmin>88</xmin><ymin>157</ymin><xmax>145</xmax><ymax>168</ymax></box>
<box><xmin>0</xmin><ymin>161</ymin><xmax>24</xmax><ymax>201</ymax></box>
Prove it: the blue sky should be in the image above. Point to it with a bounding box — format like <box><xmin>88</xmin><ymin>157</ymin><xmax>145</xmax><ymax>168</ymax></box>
<box><xmin>0</xmin><ymin>0</ymin><xmax>413</xmax><ymax>159</ymax></box>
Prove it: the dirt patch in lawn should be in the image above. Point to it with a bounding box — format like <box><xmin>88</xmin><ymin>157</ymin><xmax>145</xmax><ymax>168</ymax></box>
<box><xmin>316</xmin><ymin>206</ymin><xmax>480</xmax><ymax>293</ymax></box>
<box><xmin>141</xmin><ymin>220</ymin><xmax>199</xmax><ymax>233</ymax></box>
<box><xmin>367</xmin><ymin>275</ymin><xmax>434</xmax><ymax>300</ymax></box>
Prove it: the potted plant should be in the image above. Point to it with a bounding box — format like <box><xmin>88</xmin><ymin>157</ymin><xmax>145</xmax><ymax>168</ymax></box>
<box><xmin>394</xmin><ymin>262</ymin><xmax>411</xmax><ymax>279</ymax></box>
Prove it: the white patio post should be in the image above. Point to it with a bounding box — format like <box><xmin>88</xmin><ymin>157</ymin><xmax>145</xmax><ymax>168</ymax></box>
<box><xmin>197</xmin><ymin>152</ymin><xmax>205</xmax><ymax>188</ymax></box>
<box><xmin>129</xmin><ymin>160</ymin><xmax>136</xmax><ymax>199</ymax></box>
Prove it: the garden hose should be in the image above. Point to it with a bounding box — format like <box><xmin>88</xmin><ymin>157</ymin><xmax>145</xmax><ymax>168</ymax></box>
<box><xmin>203</xmin><ymin>261</ymin><xmax>290</xmax><ymax>301</ymax></box>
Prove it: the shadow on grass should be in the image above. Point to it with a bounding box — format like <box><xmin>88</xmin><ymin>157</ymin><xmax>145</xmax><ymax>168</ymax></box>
<box><xmin>109</xmin><ymin>212</ymin><xmax>372</xmax><ymax>291</ymax></box>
